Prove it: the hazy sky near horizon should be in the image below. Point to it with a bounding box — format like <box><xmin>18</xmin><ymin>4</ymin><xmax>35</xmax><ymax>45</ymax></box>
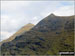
<box><xmin>1</xmin><ymin>1</ymin><xmax>74</xmax><ymax>41</ymax></box>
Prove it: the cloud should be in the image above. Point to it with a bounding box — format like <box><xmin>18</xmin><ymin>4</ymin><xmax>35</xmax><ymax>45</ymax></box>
<box><xmin>1</xmin><ymin>1</ymin><xmax>31</xmax><ymax>12</ymax></box>
<box><xmin>1</xmin><ymin>31</ymin><xmax>15</xmax><ymax>41</ymax></box>
<box><xmin>40</xmin><ymin>1</ymin><xmax>74</xmax><ymax>17</ymax></box>
<box><xmin>30</xmin><ymin>16</ymin><xmax>41</xmax><ymax>25</ymax></box>
<box><xmin>53</xmin><ymin>5</ymin><xmax>74</xmax><ymax>16</ymax></box>
<box><xmin>1</xmin><ymin>15</ymin><xmax>20</xmax><ymax>32</ymax></box>
<box><xmin>1</xmin><ymin>1</ymin><xmax>32</xmax><ymax>41</ymax></box>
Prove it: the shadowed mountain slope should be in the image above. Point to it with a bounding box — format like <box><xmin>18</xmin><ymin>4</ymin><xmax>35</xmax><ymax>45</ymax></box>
<box><xmin>0</xmin><ymin>23</ymin><xmax>34</xmax><ymax>46</ymax></box>
<box><xmin>1</xmin><ymin>14</ymin><xmax>74</xmax><ymax>55</ymax></box>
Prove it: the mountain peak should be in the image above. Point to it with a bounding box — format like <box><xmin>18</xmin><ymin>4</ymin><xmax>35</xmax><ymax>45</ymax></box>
<box><xmin>26</xmin><ymin>23</ymin><xmax>34</xmax><ymax>26</ymax></box>
<box><xmin>50</xmin><ymin>13</ymin><xmax>55</xmax><ymax>17</ymax></box>
<box><xmin>0</xmin><ymin>23</ymin><xmax>34</xmax><ymax>46</ymax></box>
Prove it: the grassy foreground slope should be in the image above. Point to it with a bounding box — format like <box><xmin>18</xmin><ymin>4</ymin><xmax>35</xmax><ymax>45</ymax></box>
<box><xmin>1</xmin><ymin>14</ymin><xmax>74</xmax><ymax>55</ymax></box>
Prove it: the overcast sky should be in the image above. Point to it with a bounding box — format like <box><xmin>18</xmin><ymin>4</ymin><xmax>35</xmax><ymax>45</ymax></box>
<box><xmin>1</xmin><ymin>1</ymin><xmax>74</xmax><ymax>41</ymax></box>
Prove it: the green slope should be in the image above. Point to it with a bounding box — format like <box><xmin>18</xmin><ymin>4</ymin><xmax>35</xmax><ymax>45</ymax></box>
<box><xmin>0</xmin><ymin>23</ymin><xmax>34</xmax><ymax>46</ymax></box>
<box><xmin>1</xmin><ymin>14</ymin><xmax>74</xmax><ymax>55</ymax></box>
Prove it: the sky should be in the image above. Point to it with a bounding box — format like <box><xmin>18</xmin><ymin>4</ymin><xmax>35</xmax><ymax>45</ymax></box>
<box><xmin>1</xmin><ymin>1</ymin><xmax>74</xmax><ymax>41</ymax></box>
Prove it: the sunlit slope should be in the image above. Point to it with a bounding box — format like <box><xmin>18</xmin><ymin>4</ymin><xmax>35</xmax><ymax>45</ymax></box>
<box><xmin>0</xmin><ymin>23</ymin><xmax>34</xmax><ymax>45</ymax></box>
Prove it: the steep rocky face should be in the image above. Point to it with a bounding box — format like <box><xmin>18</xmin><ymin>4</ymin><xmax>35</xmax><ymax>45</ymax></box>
<box><xmin>1</xmin><ymin>14</ymin><xmax>74</xmax><ymax>55</ymax></box>
<box><xmin>32</xmin><ymin>14</ymin><xmax>73</xmax><ymax>32</ymax></box>
<box><xmin>0</xmin><ymin>23</ymin><xmax>34</xmax><ymax>46</ymax></box>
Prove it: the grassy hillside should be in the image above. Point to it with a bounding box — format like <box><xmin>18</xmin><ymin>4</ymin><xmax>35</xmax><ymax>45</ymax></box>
<box><xmin>0</xmin><ymin>23</ymin><xmax>34</xmax><ymax>46</ymax></box>
<box><xmin>1</xmin><ymin>14</ymin><xmax>74</xmax><ymax>55</ymax></box>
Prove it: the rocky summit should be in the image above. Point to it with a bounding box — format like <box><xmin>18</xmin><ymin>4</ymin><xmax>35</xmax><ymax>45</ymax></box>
<box><xmin>1</xmin><ymin>14</ymin><xmax>74</xmax><ymax>55</ymax></box>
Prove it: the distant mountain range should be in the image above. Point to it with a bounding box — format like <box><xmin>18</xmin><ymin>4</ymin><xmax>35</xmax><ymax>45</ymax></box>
<box><xmin>1</xmin><ymin>14</ymin><xmax>74</xmax><ymax>55</ymax></box>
